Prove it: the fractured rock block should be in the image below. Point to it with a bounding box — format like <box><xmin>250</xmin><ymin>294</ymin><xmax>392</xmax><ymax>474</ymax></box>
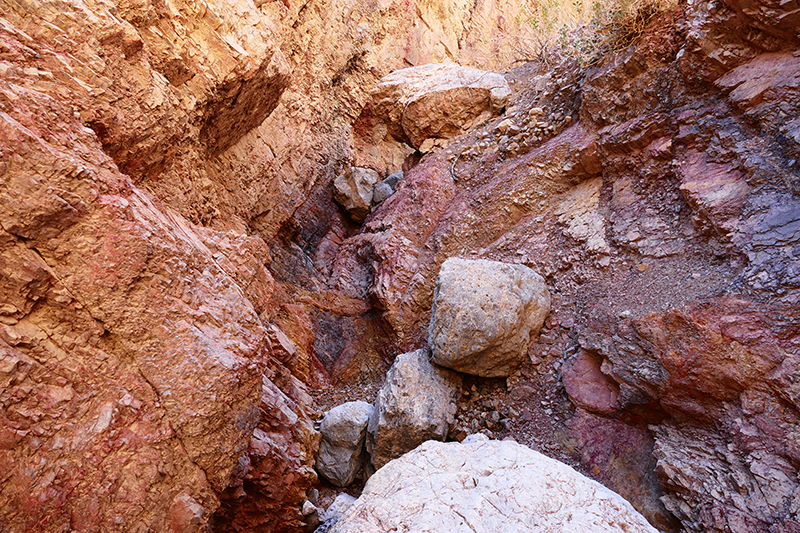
<box><xmin>333</xmin><ymin>167</ymin><xmax>381</xmax><ymax>223</ymax></box>
<box><xmin>429</xmin><ymin>258</ymin><xmax>550</xmax><ymax>377</ymax></box>
<box><xmin>366</xmin><ymin>349</ymin><xmax>461</xmax><ymax>470</ymax></box>
<box><xmin>316</xmin><ymin>401</ymin><xmax>374</xmax><ymax>486</ymax></box>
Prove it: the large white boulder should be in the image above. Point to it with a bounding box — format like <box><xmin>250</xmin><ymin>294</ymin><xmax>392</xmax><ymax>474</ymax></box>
<box><xmin>371</xmin><ymin>63</ymin><xmax>510</xmax><ymax>149</ymax></box>
<box><xmin>316</xmin><ymin>401</ymin><xmax>374</xmax><ymax>486</ymax></box>
<box><xmin>366</xmin><ymin>349</ymin><xmax>461</xmax><ymax>470</ymax></box>
<box><xmin>329</xmin><ymin>435</ymin><xmax>659</xmax><ymax>533</ymax></box>
<box><xmin>429</xmin><ymin>257</ymin><xmax>550</xmax><ymax>377</ymax></box>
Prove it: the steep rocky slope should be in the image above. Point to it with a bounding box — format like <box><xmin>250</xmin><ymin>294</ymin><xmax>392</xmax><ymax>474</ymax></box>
<box><xmin>1</xmin><ymin>0</ymin><xmax>799</xmax><ymax>530</ymax></box>
<box><xmin>329</xmin><ymin>2</ymin><xmax>800</xmax><ymax>531</ymax></box>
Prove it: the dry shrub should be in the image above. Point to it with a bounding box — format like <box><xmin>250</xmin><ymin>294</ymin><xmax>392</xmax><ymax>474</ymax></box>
<box><xmin>513</xmin><ymin>0</ymin><xmax>678</xmax><ymax>67</ymax></box>
<box><xmin>593</xmin><ymin>0</ymin><xmax>676</xmax><ymax>53</ymax></box>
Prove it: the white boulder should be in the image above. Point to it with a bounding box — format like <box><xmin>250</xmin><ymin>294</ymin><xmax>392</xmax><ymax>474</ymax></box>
<box><xmin>329</xmin><ymin>435</ymin><xmax>659</xmax><ymax>533</ymax></box>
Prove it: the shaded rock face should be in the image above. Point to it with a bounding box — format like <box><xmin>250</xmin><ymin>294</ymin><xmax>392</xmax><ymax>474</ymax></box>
<box><xmin>330</xmin><ymin>435</ymin><xmax>659</xmax><ymax>533</ymax></box>
<box><xmin>213</xmin><ymin>372</ymin><xmax>320</xmax><ymax>533</ymax></box>
<box><xmin>366</xmin><ymin>350</ymin><xmax>461</xmax><ymax>470</ymax></box>
<box><xmin>316</xmin><ymin>401</ymin><xmax>373</xmax><ymax>487</ymax></box>
<box><xmin>429</xmin><ymin>258</ymin><xmax>550</xmax><ymax>377</ymax></box>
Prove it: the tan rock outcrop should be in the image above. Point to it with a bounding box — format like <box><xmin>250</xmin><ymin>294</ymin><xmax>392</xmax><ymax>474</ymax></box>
<box><xmin>371</xmin><ymin>63</ymin><xmax>510</xmax><ymax>150</ymax></box>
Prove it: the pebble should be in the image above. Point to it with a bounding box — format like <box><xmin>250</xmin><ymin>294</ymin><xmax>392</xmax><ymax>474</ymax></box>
<box><xmin>301</xmin><ymin>500</ymin><xmax>317</xmax><ymax>516</ymax></box>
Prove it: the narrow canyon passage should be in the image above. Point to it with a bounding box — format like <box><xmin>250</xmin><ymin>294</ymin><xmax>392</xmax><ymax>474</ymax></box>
<box><xmin>0</xmin><ymin>0</ymin><xmax>798</xmax><ymax>531</ymax></box>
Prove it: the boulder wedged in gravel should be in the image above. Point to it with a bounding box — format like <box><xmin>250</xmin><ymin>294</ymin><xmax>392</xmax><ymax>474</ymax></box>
<box><xmin>429</xmin><ymin>258</ymin><xmax>550</xmax><ymax>377</ymax></box>
<box><xmin>371</xmin><ymin>63</ymin><xmax>510</xmax><ymax>149</ymax></box>
<box><xmin>329</xmin><ymin>434</ymin><xmax>659</xmax><ymax>533</ymax></box>
<box><xmin>316</xmin><ymin>401</ymin><xmax>374</xmax><ymax>486</ymax></box>
<box><xmin>366</xmin><ymin>349</ymin><xmax>461</xmax><ymax>470</ymax></box>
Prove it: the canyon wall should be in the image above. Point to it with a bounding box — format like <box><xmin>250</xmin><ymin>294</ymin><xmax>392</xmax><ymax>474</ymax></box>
<box><xmin>2</xmin><ymin>0</ymin><xmax>799</xmax><ymax>530</ymax></box>
<box><xmin>0</xmin><ymin>0</ymin><xmax>542</xmax><ymax>530</ymax></box>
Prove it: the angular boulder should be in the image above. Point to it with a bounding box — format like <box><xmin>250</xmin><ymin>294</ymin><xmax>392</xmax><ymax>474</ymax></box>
<box><xmin>366</xmin><ymin>349</ymin><xmax>461</xmax><ymax>470</ymax></box>
<box><xmin>329</xmin><ymin>434</ymin><xmax>659</xmax><ymax>533</ymax></box>
<box><xmin>316</xmin><ymin>401</ymin><xmax>374</xmax><ymax>486</ymax></box>
<box><xmin>333</xmin><ymin>167</ymin><xmax>381</xmax><ymax>223</ymax></box>
<box><xmin>429</xmin><ymin>258</ymin><xmax>550</xmax><ymax>377</ymax></box>
<box><xmin>371</xmin><ymin>63</ymin><xmax>510</xmax><ymax>149</ymax></box>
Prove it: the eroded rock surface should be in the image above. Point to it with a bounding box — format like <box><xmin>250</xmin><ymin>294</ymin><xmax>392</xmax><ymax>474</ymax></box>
<box><xmin>366</xmin><ymin>350</ymin><xmax>461</xmax><ymax>470</ymax></box>
<box><xmin>331</xmin><ymin>435</ymin><xmax>659</xmax><ymax>533</ymax></box>
<box><xmin>429</xmin><ymin>258</ymin><xmax>550</xmax><ymax>377</ymax></box>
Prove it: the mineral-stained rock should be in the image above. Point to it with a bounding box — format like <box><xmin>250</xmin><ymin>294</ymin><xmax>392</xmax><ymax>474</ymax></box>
<box><xmin>565</xmin><ymin>409</ymin><xmax>678</xmax><ymax>531</ymax></box>
<box><xmin>316</xmin><ymin>401</ymin><xmax>374</xmax><ymax>486</ymax></box>
<box><xmin>563</xmin><ymin>349</ymin><xmax>620</xmax><ymax>416</ymax></box>
<box><xmin>371</xmin><ymin>63</ymin><xmax>510</xmax><ymax>149</ymax></box>
<box><xmin>429</xmin><ymin>258</ymin><xmax>550</xmax><ymax>377</ymax></box>
<box><xmin>330</xmin><ymin>434</ymin><xmax>659</xmax><ymax>533</ymax></box>
<box><xmin>333</xmin><ymin>167</ymin><xmax>381</xmax><ymax>223</ymax></box>
<box><xmin>579</xmin><ymin>297</ymin><xmax>800</xmax><ymax>533</ymax></box>
<box><xmin>214</xmin><ymin>370</ymin><xmax>321</xmax><ymax>533</ymax></box>
<box><xmin>366</xmin><ymin>349</ymin><xmax>461</xmax><ymax>470</ymax></box>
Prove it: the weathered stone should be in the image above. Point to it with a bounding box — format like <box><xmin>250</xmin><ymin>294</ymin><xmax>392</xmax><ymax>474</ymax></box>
<box><xmin>429</xmin><ymin>258</ymin><xmax>550</xmax><ymax>377</ymax></box>
<box><xmin>371</xmin><ymin>63</ymin><xmax>510</xmax><ymax>149</ymax></box>
<box><xmin>316</xmin><ymin>493</ymin><xmax>358</xmax><ymax>533</ymax></box>
<box><xmin>372</xmin><ymin>170</ymin><xmax>404</xmax><ymax>204</ymax></box>
<box><xmin>334</xmin><ymin>167</ymin><xmax>381</xmax><ymax>223</ymax></box>
<box><xmin>316</xmin><ymin>401</ymin><xmax>374</xmax><ymax>486</ymax></box>
<box><xmin>330</xmin><ymin>435</ymin><xmax>659</xmax><ymax>533</ymax></box>
<box><xmin>366</xmin><ymin>350</ymin><xmax>461</xmax><ymax>470</ymax></box>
